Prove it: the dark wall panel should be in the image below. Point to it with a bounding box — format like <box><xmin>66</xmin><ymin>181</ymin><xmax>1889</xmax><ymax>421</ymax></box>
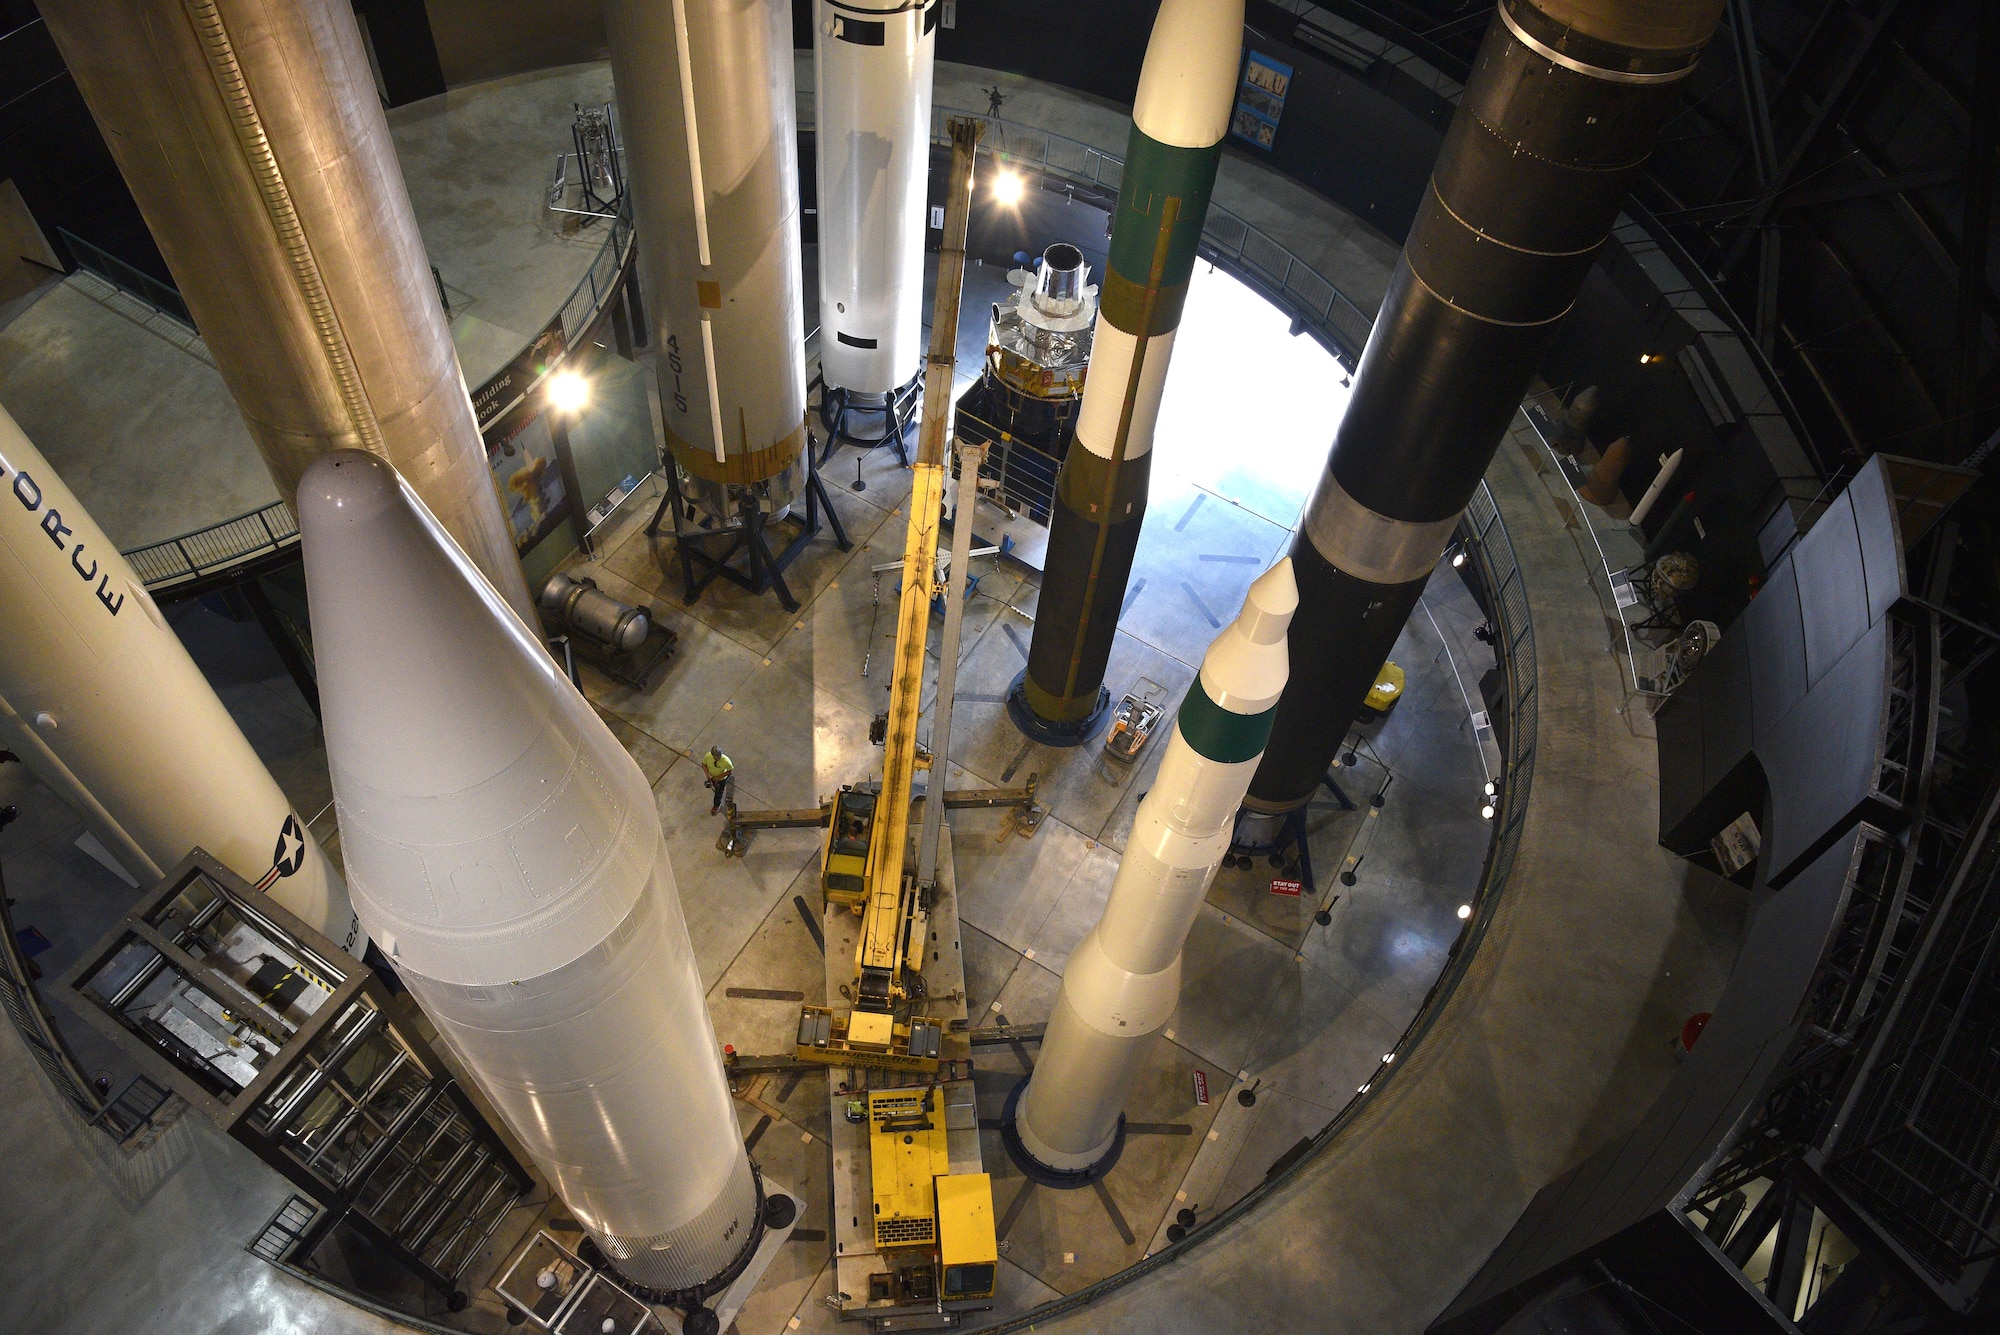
<box><xmin>921</xmin><ymin>0</ymin><xmax>1441</xmax><ymax>248</ymax></box>
<box><xmin>0</xmin><ymin>18</ymin><xmax>164</xmax><ymax>282</ymax></box>
<box><xmin>936</xmin><ymin>0</ymin><xmax>1160</xmax><ymax>111</ymax></box>
<box><xmin>422</xmin><ymin>0</ymin><xmax>606</xmax><ymax>87</ymax></box>
<box><xmin>355</xmin><ymin>0</ymin><xmax>447</xmax><ymax>106</ymax></box>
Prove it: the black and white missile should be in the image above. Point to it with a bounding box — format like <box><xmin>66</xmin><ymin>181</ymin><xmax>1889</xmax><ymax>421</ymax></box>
<box><xmin>1245</xmin><ymin>0</ymin><xmax>1724</xmax><ymax>815</ymax></box>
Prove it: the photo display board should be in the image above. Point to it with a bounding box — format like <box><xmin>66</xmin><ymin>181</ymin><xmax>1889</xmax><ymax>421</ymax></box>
<box><xmin>474</xmin><ymin>316</ymin><xmax>575</xmax><ymax>556</ymax></box>
<box><xmin>1231</xmin><ymin>51</ymin><xmax>1293</xmax><ymax>151</ymax></box>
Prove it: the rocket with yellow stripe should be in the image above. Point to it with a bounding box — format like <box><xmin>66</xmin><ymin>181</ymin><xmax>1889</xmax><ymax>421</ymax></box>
<box><xmin>608</xmin><ymin>0</ymin><xmax>809</xmax><ymax>523</ymax></box>
<box><xmin>1005</xmin><ymin>559</ymin><xmax>1296</xmax><ymax>1183</ymax></box>
<box><xmin>1007</xmin><ymin>0</ymin><xmax>1245</xmax><ymax>744</ymax></box>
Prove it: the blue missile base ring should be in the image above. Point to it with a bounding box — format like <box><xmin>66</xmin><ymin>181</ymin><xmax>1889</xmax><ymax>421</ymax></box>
<box><xmin>1005</xmin><ymin>669</ymin><xmax>1113</xmax><ymax>747</ymax></box>
<box><xmin>999</xmin><ymin>1074</ymin><xmax>1127</xmax><ymax>1188</ymax></box>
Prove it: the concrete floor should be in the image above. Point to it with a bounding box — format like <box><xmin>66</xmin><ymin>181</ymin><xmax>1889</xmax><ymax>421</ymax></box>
<box><xmin>0</xmin><ymin>57</ymin><xmax>1742</xmax><ymax>1335</ymax></box>
<box><xmin>556</xmin><ymin>300</ymin><xmax>1496</xmax><ymax>1312</ymax></box>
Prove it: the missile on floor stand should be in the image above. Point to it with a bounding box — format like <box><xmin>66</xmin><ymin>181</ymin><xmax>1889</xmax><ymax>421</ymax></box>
<box><xmin>299</xmin><ymin>451</ymin><xmax>792</xmax><ymax>1308</ymax></box>
<box><xmin>609</xmin><ymin>0</ymin><xmax>813</xmax><ymax>528</ymax></box>
<box><xmin>813</xmin><ymin>0</ymin><xmax>937</xmax><ymax>436</ymax></box>
<box><xmin>0</xmin><ymin>405</ymin><xmax>358</xmax><ymax>949</ymax></box>
<box><xmin>1243</xmin><ymin>0</ymin><xmax>1724</xmax><ymax>818</ymax></box>
<box><xmin>1007</xmin><ymin>0</ymin><xmax>1244</xmax><ymax>745</ymax></box>
<box><xmin>1005</xmin><ymin>559</ymin><xmax>1296</xmax><ymax>1181</ymax></box>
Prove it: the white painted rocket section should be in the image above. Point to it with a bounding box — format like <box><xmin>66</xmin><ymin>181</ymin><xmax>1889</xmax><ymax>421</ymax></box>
<box><xmin>1016</xmin><ymin>560</ymin><xmax>1296</xmax><ymax>1169</ymax></box>
<box><xmin>813</xmin><ymin>0</ymin><xmax>936</xmax><ymax>396</ymax></box>
<box><xmin>1132</xmin><ymin>0</ymin><xmax>1247</xmax><ymax>148</ymax></box>
<box><xmin>1073</xmin><ymin>325</ymin><xmax>1176</xmax><ymax>462</ymax></box>
<box><xmin>0</xmin><ymin>405</ymin><xmax>357</xmax><ymax>948</ymax></box>
<box><xmin>609</xmin><ymin>0</ymin><xmax>809</xmax><ymax>511</ymax></box>
<box><xmin>299</xmin><ymin>450</ymin><xmax>756</xmax><ymax>1291</ymax></box>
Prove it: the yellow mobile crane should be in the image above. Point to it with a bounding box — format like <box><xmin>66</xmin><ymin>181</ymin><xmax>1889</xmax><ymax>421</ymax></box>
<box><xmin>794</xmin><ymin>117</ymin><xmax>989</xmax><ymax>1078</ymax></box>
<box><xmin>801</xmin><ymin>119</ymin><xmax>1001</xmax><ymax>1312</ymax></box>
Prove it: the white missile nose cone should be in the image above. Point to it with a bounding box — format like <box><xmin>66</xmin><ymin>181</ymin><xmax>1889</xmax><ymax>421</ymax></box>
<box><xmin>298</xmin><ymin>449</ymin><xmax>400</xmax><ymax>529</ymax></box>
<box><xmin>1133</xmin><ymin>0</ymin><xmax>1248</xmax><ymax>148</ymax></box>
<box><xmin>1237</xmin><ymin>557</ymin><xmax>1298</xmax><ymax>645</ymax></box>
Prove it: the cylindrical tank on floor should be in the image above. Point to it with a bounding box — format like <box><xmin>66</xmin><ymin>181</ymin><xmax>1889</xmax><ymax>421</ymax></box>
<box><xmin>1245</xmin><ymin>0</ymin><xmax>1725</xmax><ymax>814</ymax></box>
<box><xmin>609</xmin><ymin>0</ymin><xmax>809</xmax><ymax>526</ymax></box>
<box><xmin>1008</xmin><ymin>0</ymin><xmax>1244</xmax><ymax>746</ymax></box>
<box><xmin>540</xmin><ymin>572</ymin><xmax>650</xmax><ymax>652</ymax></box>
<box><xmin>813</xmin><ymin>0</ymin><xmax>937</xmax><ymax>402</ymax></box>
<box><xmin>1007</xmin><ymin>559</ymin><xmax>1295</xmax><ymax>1180</ymax></box>
<box><xmin>0</xmin><ymin>406</ymin><xmax>358</xmax><ymax>949</ymax></box>
<box><xmin>38</xmin><ymin>0</ymin><xmax>536</xmax><ymax>628</ymax></box>
<box><xmin>299</xmin><ymin>450</ymin><xmax>760</xmax><ymax>1295</ymax></box>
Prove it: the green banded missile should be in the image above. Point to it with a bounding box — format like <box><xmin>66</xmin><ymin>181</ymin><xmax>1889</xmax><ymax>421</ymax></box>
<box><xmin>1007</xmin><ymin>0</ymin><xmax>1245</xmax><ymax>744</ymax></box>
<box><xmin>1005</xmin><ymin>558</ymin><xmax>1296</xmax><ymax>1180</ymax></box>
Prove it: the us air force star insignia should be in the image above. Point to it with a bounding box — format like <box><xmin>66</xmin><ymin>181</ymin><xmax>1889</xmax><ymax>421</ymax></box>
<box><xmin>272</xmin><ymin>814</ymin><xmax>308</xmax><ymax>877</ymax></box>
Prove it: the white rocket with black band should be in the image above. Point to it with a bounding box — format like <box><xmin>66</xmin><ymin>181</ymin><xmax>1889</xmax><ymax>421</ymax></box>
<box><xmin>814</xmin><ymin>0</ymin><xmax>937</xmax><ymax>399</ymax></box>
<box><xmin>1010</xmin><ymin>558</ymin><xmax>1296</xmax><ymax>1177</ymax></box>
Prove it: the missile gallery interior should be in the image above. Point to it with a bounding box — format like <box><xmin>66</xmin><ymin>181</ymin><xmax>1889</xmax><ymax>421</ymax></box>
<box><xmin>2</xmin><ymin>1</ymin><xmax>1997</xmax><ymax>1333</ymax></box>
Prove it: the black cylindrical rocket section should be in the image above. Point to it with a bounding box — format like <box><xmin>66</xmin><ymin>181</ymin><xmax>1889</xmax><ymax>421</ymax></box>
<box><xmin>1246</xmin><ymin>0</ymin><xmax>1723</xmax><ymax>811</ymax></box>
<box><xmin>1007</xmin><ymin>0</ymin><xmax>1244</xmax><ymax>745</ymax></box>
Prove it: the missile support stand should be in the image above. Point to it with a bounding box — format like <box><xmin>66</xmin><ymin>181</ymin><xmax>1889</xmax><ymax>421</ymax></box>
<box><xmin>816</xmin><ymin>371</ymin><xmax>923</xmax><ymax>465</ymax></box>
<box><xmin>649</xmin><ymin>445</ymin><xmax>851</xmax><ymax>614</ymax></box>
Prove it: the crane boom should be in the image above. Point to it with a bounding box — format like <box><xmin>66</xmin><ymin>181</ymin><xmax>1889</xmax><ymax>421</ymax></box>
<box><xmin>853</xmin><ymin>117</ymin><xmax>984</xmax><ymax>1007</ymax></box>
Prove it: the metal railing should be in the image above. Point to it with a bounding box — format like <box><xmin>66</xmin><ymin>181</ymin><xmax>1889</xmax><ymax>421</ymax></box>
<box><xmin>114</xmin><ymin>206</ymin><xmax>635</xmax><ymax>593</ymax></box>
<box><xmin>57</xmin><ymin>228</ymin><xmax>196</xmax><ymax>331</ymax></box>
<box><xmin>548</xmin><ymin>204</ymin><xmax>635</xmax><ymax>353</ymax></box>
<box><xmin>1519</xmin><ymin>405</ymin><xmax>1664</xmax><ymax>702</ymax></box>
<box><xmin>123</xmin><ymin>500</ymin><xmax>299</xmax><ymax>592</ymax></box>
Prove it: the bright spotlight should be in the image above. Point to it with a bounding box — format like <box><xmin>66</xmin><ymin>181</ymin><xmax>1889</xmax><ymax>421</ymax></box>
<box><xmin>1457</xmin><ymin>904</ymin><xmax>1473</xmax><ymax>920</ymax></box>
<box><xmin>547</xmin><ymin>369</ymin><xmax>590</xmax><ymax>414</ymax></box>
<box><xmin>1451</xmin><ymin>548</ymin><xmax>1467</xmax><ymax>568</ymax></box>
<box><xmin>991</xmin><ymin>171</ymin><xmax>1025</xmax><ymax>206</ymax></box>
<box><xmin>1480</xmin><ymin>803</ymin><xmax>1496</xmax><ymax>820</ymax></box>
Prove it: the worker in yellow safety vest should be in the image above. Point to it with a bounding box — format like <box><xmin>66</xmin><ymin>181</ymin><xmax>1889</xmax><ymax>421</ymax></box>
<box><xmin>701</xmin><ymin>746</ymin><xmax>735</xmax><ymax>815</ymax></box>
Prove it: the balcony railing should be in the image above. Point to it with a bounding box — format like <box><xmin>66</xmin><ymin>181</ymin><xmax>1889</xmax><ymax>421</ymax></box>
<box><xmin>115</xmin><ymin>207</ymin><xmax>635</xmax><ymax>593</ymax></box>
